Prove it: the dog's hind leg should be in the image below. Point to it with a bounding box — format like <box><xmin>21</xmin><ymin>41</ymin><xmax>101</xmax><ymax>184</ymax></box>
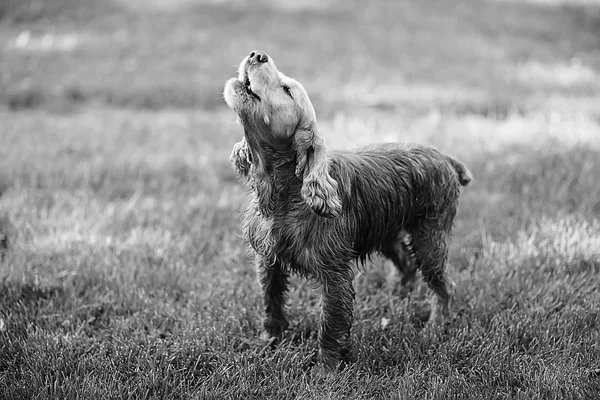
<box><xmin>255</xmin><ymin>254</ymin><xmax>290</xmax><ymax>340</ymax></box>
<box><xmin>408</xmin><ymin>229</ymin><xmax>453</xmax><ymax>325</ymax></box>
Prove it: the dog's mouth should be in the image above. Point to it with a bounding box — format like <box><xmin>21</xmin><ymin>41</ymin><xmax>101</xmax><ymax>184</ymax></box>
<box><xmin>243</xmin><ymin>68</ymin><xmax>260</xmax><ymax>101</ymax></box>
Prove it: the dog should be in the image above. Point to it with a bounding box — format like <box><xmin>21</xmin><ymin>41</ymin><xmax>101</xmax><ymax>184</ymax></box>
<box><xmin>223</xmin><ymin>50</ymin><xmax>472</xmax><ymax>370</ymax></box>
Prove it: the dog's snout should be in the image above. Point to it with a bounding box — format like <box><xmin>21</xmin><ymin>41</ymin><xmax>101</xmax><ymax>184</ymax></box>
<box><xmin>248</xmin><ymin>50</ymin><xmax>268</xmax><ymax>64</ymax></box>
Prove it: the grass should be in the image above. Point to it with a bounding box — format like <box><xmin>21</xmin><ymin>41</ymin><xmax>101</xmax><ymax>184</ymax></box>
<box><xmin>1</xmin><ymin>0</ymin><xmax>600</xmax><ymax>398</ymax></box>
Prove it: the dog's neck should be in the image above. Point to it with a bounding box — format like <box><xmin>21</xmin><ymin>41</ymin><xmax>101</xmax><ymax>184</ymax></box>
<box><xmin>244</xmin><ymin>128</ymin><xmax>295</xmax><ymax>169</ymax></box>
<box><xmin>243</xmin><ymin>127</ymin><xmax>303</xmax><ymax>216</ymax></box>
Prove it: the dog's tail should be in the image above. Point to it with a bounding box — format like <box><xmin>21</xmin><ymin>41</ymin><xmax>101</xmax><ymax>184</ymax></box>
<box><xmin>446</xmin><ymin>156</ymin><xmax>473</xmax><ymax>186</ymax></box>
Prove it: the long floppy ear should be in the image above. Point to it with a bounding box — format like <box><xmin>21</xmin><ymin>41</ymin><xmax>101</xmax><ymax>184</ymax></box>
<box><xmin>230</xmin><ymin>136</ymin><xmax>275</xmax><ymax>216</ymax></box>
<box><xmin>294</xmin><ymin>127</ymin><xmax>342</xmax><ymax>218</ymax></box>
<box><xmin>230</xmin><ymin>136</ymin><xmax>253</xmax><ymax>184</ymax></box>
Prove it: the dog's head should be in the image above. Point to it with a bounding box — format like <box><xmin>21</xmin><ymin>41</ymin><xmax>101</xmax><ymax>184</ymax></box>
<box><xmin>224</xmin><ymin>51</ymin><xmax>341</xmax><ymax>218</ymax></box>
<box><xmin>224</xmin><ymin>50</ymin><xmax>316</xmax><ymax>138</ymax></box>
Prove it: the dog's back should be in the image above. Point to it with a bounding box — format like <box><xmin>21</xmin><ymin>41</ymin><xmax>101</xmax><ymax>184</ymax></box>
<box><xmin>330</xmin><ymin>142</ymin><xmax>469</xmax><ymax>207</ymax></box>
<box><xmin>333</xmin><ymin>142</ymin><xmax>471</xmax><ymax>186</ymax></box>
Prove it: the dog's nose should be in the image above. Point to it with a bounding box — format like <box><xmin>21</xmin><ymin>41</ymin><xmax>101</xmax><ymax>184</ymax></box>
<box><xmin>248</xmin><ymin>50</ymin><xmax>268</xmax><ymax>64</ymax></box>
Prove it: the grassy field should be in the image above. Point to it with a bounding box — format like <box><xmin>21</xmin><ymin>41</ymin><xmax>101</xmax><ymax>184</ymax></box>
<box><xmin>1</xmin><ymin>0</ymin><xmax>600</xmax><ymax>398</ymax></box>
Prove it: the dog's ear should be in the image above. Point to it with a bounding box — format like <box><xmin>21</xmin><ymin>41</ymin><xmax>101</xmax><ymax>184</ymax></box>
<box><xmin>294</xmin><ymin>127</ymin><xmax>342</xmax><ymax>218</ymax></box>
<box><xmin>230</xmin><ymin>136</ymin><xmax>252</xmax><ymax>183</ymax></box>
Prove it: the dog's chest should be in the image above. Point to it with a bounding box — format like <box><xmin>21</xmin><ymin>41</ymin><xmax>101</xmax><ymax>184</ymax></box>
<box><xmin>242</xmin><ymin>203</ymin><xmax>310</xmax><ymax>265</ymax></box>
<box><xmin>243</xmin><ymin>210</ymin><xmax>276</xmax><ymax>257</ymax></box>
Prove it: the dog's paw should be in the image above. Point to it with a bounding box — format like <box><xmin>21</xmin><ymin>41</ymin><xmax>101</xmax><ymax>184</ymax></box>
<box><xmin>263</xmin><ymin>317</ymin><xmax>289</xmax><ymax>339</ymax></box>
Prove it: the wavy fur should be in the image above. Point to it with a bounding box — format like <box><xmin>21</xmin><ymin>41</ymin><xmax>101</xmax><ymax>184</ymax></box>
<box><xmin>224</xmin><ymin>50</ymin><xmax>472</xmax><ymax>370</ymax></box>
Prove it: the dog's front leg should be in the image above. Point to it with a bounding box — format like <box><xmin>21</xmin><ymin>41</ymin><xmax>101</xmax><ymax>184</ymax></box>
<box><xmin>255</xmin><ymin>254</ymin><xmax>290</xmax><ymax>340</ymax></box>
<box><xmin>317</xmin><ymin>268</ymin><xmax>355</xmax><ymax>370</ymax></box>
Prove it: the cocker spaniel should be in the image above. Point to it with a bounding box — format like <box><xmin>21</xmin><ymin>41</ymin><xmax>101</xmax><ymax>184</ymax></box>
<box><xmin>224</xmin><ymin>50</ymin><xmax>472</xmax><ymax>370</ymax></box>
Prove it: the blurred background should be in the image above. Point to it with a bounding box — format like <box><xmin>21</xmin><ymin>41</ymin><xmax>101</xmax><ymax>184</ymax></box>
<box><xmin>1</xmin><ymin>0</ymin><xmax>600</xmax><ymax>396</ymax></box>
<box><xmin>2</xmin><ymin>0</ymin><xmax>599</xmax><ymax>260</ymax></box>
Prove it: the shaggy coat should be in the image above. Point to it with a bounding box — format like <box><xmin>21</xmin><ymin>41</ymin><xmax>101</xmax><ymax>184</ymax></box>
<box><xmin>224</xmin><ymin>50</ymin><xmax>472</xmax><ymax>370</ymax></box>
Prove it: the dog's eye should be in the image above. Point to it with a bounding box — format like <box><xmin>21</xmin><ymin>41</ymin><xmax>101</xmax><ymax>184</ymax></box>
<box><xmin>282</xmin><ymin>85</ymin><xmax>293</xmax><ymax>98</ymax></box>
